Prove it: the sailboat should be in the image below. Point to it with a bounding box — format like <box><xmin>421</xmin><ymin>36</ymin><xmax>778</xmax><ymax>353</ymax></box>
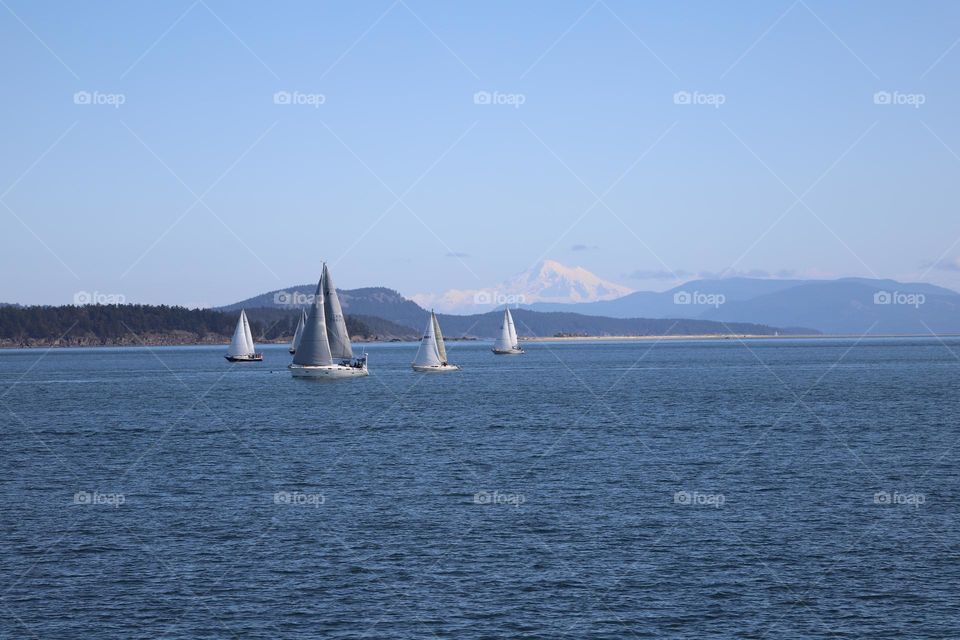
<box><xmin>412</xmin><ymin>310</ymin><xmax>460</xmax><ymax>372</ymax></box>
<box><xmin>225</xmin><ymin>309</ymin><xmax>262</xmax><ymax>362</ymax></box>
<box><xmin>492</xmin><ymin>308</ymin><xmax>524</xmax><ymax>355</ymax></box>
<box><xmin>289</xmin><ymin>308</ymin><xmax>307</xmax><ymax>354</ymax></box>
<box><xmin>288</xmin><ymin>263</ymin><xmax>368</xmax><ymax>378</ymax></box>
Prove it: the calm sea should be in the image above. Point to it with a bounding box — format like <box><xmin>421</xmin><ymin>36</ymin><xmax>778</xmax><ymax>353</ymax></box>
<box><xmin>1</xmin><ymin>338</ymin><xmax>958</xmax><ymax>639</ymax></box>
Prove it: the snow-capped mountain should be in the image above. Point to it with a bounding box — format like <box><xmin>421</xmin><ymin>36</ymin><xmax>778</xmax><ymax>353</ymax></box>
<box><xmin>412</xmin><ymin>259</ymin><xmax>633</xmax><ymax>313</ymax></box>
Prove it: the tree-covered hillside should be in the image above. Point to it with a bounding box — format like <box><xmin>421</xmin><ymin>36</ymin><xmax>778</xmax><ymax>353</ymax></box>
<box><xmin>0</xmin><ymin>305</ymin><xmax>418</xmax><ymax>347</ymax></box>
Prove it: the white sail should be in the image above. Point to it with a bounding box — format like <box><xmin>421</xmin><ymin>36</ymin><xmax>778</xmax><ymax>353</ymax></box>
<box><xmin>506</xmin><ymin>308</ymin><xmax>519</xmax><ymax>348</ymax></box>
<box><xmin>292</xmin><ymin>279</ymin><xmax>333</xmax><ymax>366</ymax></box>
<box><xmin>242</xmin><ymin>309</ymin><xmax>256</xmax><ymax>354</ymax></box>
<box><xmin>291</xmin><ymin>309</ymin><xmax>306</xmax><ymax>352</ymax></box>
<box><xmin>322</xmin><ymin>263</ymin><xmax>353</xmax><ymax>360</ymax></box>
<box><xmin>413</xmin><ymin>313</ymin><xmax>442</xmax><ymax>367</ymax></box>
<box><xmin>493</xmin><ymin>309</ymin><xmax>513</xmax><ymax>352</ymax></box>
<box><xmin>227</xmin><ymin>310</ymin><xmax>254</xmax><ymax>357</ymax></box>
<box><xmin>432</xmin><ymin>312</ymin><xmax>447</xmax><ymax>363</ymax></box>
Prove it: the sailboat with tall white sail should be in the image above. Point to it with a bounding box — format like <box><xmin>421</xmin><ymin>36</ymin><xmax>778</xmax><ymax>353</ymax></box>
<box><xmin>225</xmin><ymin>309</ymin><xmax>262</xmax><ymax>362</ymax></box>
<box><xmin>492</xmin><ymin>308</ymin><xmax>524</xmax><ymax>355</ymax></box>
<box><xmin>412</xmin><ymin>311</ymin><xmax>460</xmax><ymax>372</ymax></box>
<box><xmin>289</xmin><ymin>308</ymin><xmax>307</xmax><ymax>354</ymax></box>
<box><xmin>289</xmin><ymin>263</ymin><xmax>368</xmax><ymax>378</ymax></box>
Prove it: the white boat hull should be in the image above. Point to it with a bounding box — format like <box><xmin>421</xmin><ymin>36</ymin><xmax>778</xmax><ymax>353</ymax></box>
<box><xmin>288</xmin><ymin>363</ymin><xmax>368</xmax><ymax>378</ymax></box>
<box><xmin>492</xmin><ymin>348</ymin><xmax>524</xmax><ymax>355</ymax></box>
<box><xmin>225</xmin><ymin>354</ymin><xmax>263</xmax><ymax>362</ymax></box>
<box><xmin>411</xmin><ymin>363</ymin><xmax>460</xmax><ymax>373</ymax></box>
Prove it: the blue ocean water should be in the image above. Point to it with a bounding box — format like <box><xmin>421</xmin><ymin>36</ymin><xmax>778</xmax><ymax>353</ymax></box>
<box><xmin>1</xmin><ymin>337</ymin><xmax>958</xmax><ymax>639</ymax></box>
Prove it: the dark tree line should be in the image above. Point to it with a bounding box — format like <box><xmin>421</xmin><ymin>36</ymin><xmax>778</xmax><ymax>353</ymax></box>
<box><xmin>0</xmin><ymin>305</ymin><xmax>393</xmax><ymax>343</ymax></box>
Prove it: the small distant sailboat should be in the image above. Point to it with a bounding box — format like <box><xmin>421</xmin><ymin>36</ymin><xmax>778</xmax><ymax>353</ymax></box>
<box><xmin>412</xmin><ymin>311</ymin><xmax>460</xmax><ymax>372</ymax></box>
<box><xmin>225</xmin><ymin>309</ymin><xmax>262</xmax><ymax>362</ymax></box>
<box><xmin>492</xmin><ymin>308</ymin><xmax>524</xmax><ymax>355</ymax></box>
<box><xmin>288</xmin><ymin>263</ymin><xmax>368</xmax><ymax>379</ymax></box>
<box><xmin>289</xmin><ymin>308</ymin><xmax>307</xmax><ymax>354</ymax></box>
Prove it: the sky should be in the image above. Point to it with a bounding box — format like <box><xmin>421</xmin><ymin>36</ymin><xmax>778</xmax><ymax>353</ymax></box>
<box><xmin>2</xmin><ymin>0</ymin><xmax>960</xmax><ymax>307</ymax></box>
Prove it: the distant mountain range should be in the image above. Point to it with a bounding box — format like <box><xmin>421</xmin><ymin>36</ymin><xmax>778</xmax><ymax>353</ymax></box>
<box><xmin>526</xmin><ymin>277</ymin><xmax>960</xmax><ymax>334</ymax></box>
<box><xmin>222</xmin><ymin>274</ymin><xmax>960</xmax><ymax>336</ymax></box>
<box><xmin>222</xmin><ymin>285</ymin><xmax>809</xmax><ymax>338</ymax></box>
<box><xmin>412</xmin><ymin>259</ymin><xmax>632</xmax><ymax>313</ymax></box>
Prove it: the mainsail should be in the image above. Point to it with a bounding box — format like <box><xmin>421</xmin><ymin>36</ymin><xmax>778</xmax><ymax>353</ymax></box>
<box><xmin>227</xmin><ymin>310</ymin><xmax>254</xmax><ymax>357</ymax></box>
<box><xmin>322</xmin><ymin>263</ymin><xmax>353</xmax><ymax>360</ymax></box>
<box><xmin>291</xmin><ymin>309</ymin><xmax>306</xmax><ymax>352</ymax></box>
<box><xmin>413</xmin><ymin>313</ymin><xmax>442</xmax><ymax>367</ymax></box>
<box><xmin>292</xmin><ymin>278</ymin><xmax>333</xmax><ymax>366</ymax></box>
<box><xmin>242</xmin><ymin>309</ymin><xmax>256</xmax><ymax>354</ymax></box>
<box><xmin>506</xmin><ymin>308</ymin><xmax>519</xmax><ymax>348</ymax></box>
<box><xmin>493</xmin><ymin>309</ymin><xmax>513</xmax><ymax>352</ymax></box>
<box><xmin>431</xmin><ymin>312</ymin><xmax>447</xmax><ymax>363</ymax></box>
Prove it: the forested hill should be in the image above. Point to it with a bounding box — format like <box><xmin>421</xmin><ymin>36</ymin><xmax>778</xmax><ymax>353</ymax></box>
<box><xmin>0</xmin><ymin>305</ymin><xmax>418</xmax><ymax>347</ymax></box>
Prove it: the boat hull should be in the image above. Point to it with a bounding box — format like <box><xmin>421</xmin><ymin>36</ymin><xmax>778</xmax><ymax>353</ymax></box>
<box><xmin>411</xmin><ymin>364</ymin><xmax>460</xmax><ymax>372</ymax></box>
<box><xmin>225</xmin><ymin>354</ymin><xmax>263</xmax><ymax>362</ymax></box>
<box><xmin>288</xmin><ymin>363</ymin><xmax>369</xmax><ymax>378</ymax></box>
<box><xmin>491</xmin><ymin>348</ymin><xmax>524</xmax><ymax>355</ymax></box>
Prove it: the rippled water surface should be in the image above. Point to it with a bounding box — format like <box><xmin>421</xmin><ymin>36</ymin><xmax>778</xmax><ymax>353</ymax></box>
<box><xmin>2</xmin><ymin>338</ymin><xmax>959</xmax><ymax>638</ymax></box>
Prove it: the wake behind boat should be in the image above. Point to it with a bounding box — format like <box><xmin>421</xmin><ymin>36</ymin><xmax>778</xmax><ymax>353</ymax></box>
<box><xmin>412</xmin><ymin>310</ymin><xmax>460</xmax><ymax>372</ymax></box>
<box><xmin>492</xmin><ymin>308</ymin><xmax>524</xmax><ymax>355</ymax></box>
<box><xmin>225</xmin><ymin>309</ymin><xmax>262</xmax><ymax>362</ymax></box>
<box><xmin>289</xmin><ymin>264</ymin><xmax>368</xmax><ymax>379</ymax></box>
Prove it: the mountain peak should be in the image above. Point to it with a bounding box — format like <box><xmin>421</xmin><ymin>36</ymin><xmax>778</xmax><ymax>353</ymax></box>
<box><xmin>414</xmin><ymin>259</ymin><xmax>632</xmax><ymax>312</ymax></box>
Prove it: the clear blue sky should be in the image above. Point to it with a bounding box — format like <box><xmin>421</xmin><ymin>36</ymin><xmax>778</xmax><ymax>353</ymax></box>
<box><xmin>2</xmin><ymin>0</ymin><xmax>960</xmax><ymax>306</ymax></box>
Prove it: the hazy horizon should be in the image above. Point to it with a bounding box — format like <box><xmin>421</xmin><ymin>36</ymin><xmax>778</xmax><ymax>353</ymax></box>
<box><xmin>3</xmin><ymin>1</ymin><xmax>960</xmax><ymax>307</ymax></box>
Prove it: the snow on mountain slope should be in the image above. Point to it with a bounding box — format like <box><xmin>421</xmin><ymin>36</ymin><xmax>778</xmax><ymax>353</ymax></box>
<box><xmin>412</xmin><ymin>260</ymin><xmax>633</xmax><ymax>313</ymax></box>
